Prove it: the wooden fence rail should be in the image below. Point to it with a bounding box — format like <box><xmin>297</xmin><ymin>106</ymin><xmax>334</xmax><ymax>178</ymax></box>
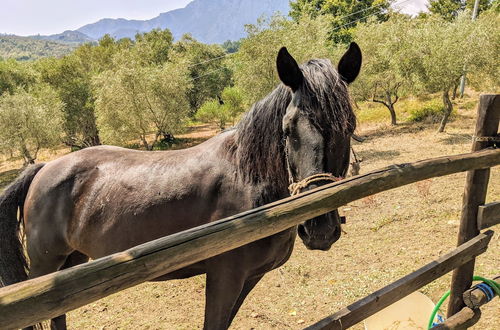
<box><xmin>305</xmin><ymin>231</ymin><xmax>493</xmax><ymax>330</ymax></box>
<box><xmin>0</xmin><ymin>148</ymin><xmax>499</xmax><ymax>329</ymax></box>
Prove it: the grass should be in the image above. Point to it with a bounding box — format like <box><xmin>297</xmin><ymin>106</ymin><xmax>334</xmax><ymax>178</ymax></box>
<box><xmin>356</xmin><ymin>93</ymin><xmax>476</xmax><ymax>126</ymax></box>
<box><xmin>0</xmin><ymin>93</ymin><xmax>498</xmax><ymax>329</ymax></box>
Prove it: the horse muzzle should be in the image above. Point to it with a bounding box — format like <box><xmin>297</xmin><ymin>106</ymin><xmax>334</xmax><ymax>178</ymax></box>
<box><xmin>297</xmin><ymin>212</ymin><xmax>342</xmax><ymax>251</ymax></box>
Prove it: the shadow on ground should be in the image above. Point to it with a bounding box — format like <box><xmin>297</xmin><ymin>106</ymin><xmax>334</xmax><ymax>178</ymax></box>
<box><xmin>439</xmin><ymin>133</ymin><xmax>472</xmax><ymax>145</ymax></box>
<box><xmin>358</xmin><ymin>149</ymin><xmax>401</xmax><ymax>160</ymax></box>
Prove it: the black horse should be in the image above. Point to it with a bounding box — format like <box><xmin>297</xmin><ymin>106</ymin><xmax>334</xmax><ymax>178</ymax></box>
<box><xmin>0</xmin><ymin>43</ymin><xmax>361</xmax><ymax>329</ymax></box>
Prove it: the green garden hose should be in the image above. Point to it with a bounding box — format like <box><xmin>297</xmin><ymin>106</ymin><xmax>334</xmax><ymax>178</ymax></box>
<box><xmin>427</xmin><ymin>276</ymin><xmax>500</xmax><ymax>329</ymax></box>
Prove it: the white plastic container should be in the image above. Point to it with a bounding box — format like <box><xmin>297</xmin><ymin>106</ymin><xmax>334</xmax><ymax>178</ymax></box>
<box><xmin>363</xmin><ymin>291</ymin><xmax>445</xmax><ymax>330</ymax></box>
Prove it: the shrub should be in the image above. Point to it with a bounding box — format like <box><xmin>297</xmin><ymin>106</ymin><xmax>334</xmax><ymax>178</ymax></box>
<box><xmin>408</xmin><ymin>100</ymin><xmax>451</xmax><ymax>123</ymax></box>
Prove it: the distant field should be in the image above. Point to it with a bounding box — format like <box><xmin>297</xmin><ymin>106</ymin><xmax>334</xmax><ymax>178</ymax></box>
<box><xmin>1</xmin><ymin>94</ymin><xmax>498</xmax><ymax>329</ymax></box>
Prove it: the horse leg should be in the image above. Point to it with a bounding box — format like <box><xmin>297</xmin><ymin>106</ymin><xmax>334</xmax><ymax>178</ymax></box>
<box><xmin>203</xmin><ymin>265</ymin><xmax>248</xmax><ymax>330</ymax></box>
<box><xmin>24</xmin><ymin>250</ymin><xmax>88</xmax><ymax>330</ymax></box>
<box><xmin>49</xmin><ymin>251</ymin><xmax>89</xmax><ymax>330</ymax></box>
<box><xmin>227</xmin><ymin>274</ymin><xmax>264</xmax><ymax>326</ymax></box>
<box><xmin>22</xmin><ymin>250</ymin><xmax>68</xmax><ymax>330</ymax></box>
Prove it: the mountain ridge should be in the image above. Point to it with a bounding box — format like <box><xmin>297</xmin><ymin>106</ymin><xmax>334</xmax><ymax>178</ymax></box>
<box><xmin>76</xmin><ymin>0</ymin><xmax>290</xmax><ymax>44</ymax></box>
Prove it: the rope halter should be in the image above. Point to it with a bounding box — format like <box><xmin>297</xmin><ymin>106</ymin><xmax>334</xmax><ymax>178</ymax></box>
<box><xmin>288</xmin><ymin>173</ymin><xmax>343</xmax><ymax>196</ymax></box>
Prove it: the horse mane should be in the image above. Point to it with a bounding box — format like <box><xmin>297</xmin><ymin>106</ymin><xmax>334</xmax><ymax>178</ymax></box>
<box><xmin>225</xmin><ymin>58</ymin><xmax>356</xmax><ymax>200</ymax></box>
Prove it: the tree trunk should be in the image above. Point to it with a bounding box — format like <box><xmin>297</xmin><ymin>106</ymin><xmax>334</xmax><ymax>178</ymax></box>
<box><xmin>20</xmin><ymin>144</ymin><xmax>35</xmax><ymax>165</ymax></box>
<box><xmin>451</xmin><ymin>83</ymin><xmax>459</xmax><ymax>100</ymax></box>
<box><xmin>140</xmin><ymin>135</ymin><xmax>150</xmax><ymax>151</ymax></box>
<box><xmin>85</xmin><ymin>112</ymin><xmax>101</xmax><ymax>147</ymax></box>
<box><xmin>385</xmin><ymin>93</ymin><xmax>397</xmax><ymax>125</ymax></box>
<box><xmin>438</xmin><ymin>89</ymin><xmax>453</xmax><ymax>133</ymax></box>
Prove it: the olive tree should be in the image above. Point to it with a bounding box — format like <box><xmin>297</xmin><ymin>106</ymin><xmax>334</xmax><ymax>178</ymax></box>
<box><xmin>173</xmin><ymin>35</ymin><xmax>232</xmax><ymax>114</ymax></box>
<box><xmin>94</xmin><ymin>60</ymin><xmax>192</xmax><ymax>150</ymax></box>
<box><xmin>233</xmin><ymin>15</ymin><xmax>331</xmax><ymax>105</ymax></box>
<box><xmin>290</xmin><ymin>0</ymin><xmax>392</xmax><ymax>43</ymax></box>
<box><xmin>353</xmin><ymin>16</ymin><xmax>413</xmax><ymax>125</ymax></box>
<box><xmin>406</xmin><ymin>12</ymin><xmax>498</xmax><ymax>132</ymax></box>
<box><xmin>196</xmin><ymin>86</ymin><xmax>246</xmax><ymax>130</ymax></box>
<box><xmin>0</xmin><ymin>85</ymin><xmax>63</xmax><ymax>164</ymax></box>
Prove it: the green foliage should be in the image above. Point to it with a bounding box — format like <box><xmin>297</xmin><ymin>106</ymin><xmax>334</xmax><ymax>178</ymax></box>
<box><xmin>404</xmin><ymin>12</ymin><xmax>496</xmax><ymax>93</ymax></box>
<box><xmin>466</xmin><ymin>12</ymin><xmax>500</xmax><ymax>91</ymax></box>
<box><xmin>196</xmin><ymin>99</ymin><xmax>227</xmax><ymax>129</ymax></box>
<box><xmin>37</xmin><ymin>54</ymin><xmax>101</xmax><ymax>148</ymax></box>
<box><xmin>353</xmin><ymin>16</ymin><xmax>414</xmax><ymax>124</ymax></box>
<box><xmin>0</xmin><ymin>35</ymin><xmax>76</xmax><ymax>61</ymax></box>
<box><xmin>94</xmin><ymin>61</ymin><xmax>192</xmax><ymax>150</ymax></box>
<box><xmin>173</xmin><ymin>35</ymin><xmax>233</xmax><ymax>114</ymax></box>
<box><xmin>133</xmin><ymin>29</ymin><xmax>174</xmax><ymax>65</ymax></box>
<box><xmin>289</xmin><ymin>0</ymin><xmax>391</xmax><ymax>43</ymax></box>
<box><xmin>429</xmin><ymin>0</ymin><xmax>494</xmax><ymax>20</ymax></box>
<box><xmin>195</xmin><ymin>86</ymin><xmax>245</xmax><ymax>130</ymax></box>
<box><xmin>429</xmin><ymin>0</ymin><xmax>466</xmax><ymax>20</ymax></box>
<box><xmin>0</xmin><ymin>59</ymin><xmax>38</xmax><ymax>95</ymax></box>
<box><xmin>36</xmin><ymin>34</ymin><xmax>135</xmax><ymax>148</ymax></box>
<box><xmin>407</xmin><ymin>99</ymin><xmax>448</xmax><ymax>123</ymax></box>
<box><xmin>234</xmin><ymin>15</ymin><xmax>332</xmax><ymax>105</ymax></box>
<box><xmin>0</xmin><ymin>85</ymin><xmax>63</xmax><ymax>163</ymax></box>
<box><xmin>221</xmin><ymin>40</ymin><xmax>241</xmax><ymax>53</ymax></box>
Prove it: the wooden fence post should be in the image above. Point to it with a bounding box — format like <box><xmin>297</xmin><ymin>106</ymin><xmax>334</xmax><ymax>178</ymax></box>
<box><xmin>447</xmin><ymin>94</ymin><xmax>500</xmax><ymax>317</ymax></box>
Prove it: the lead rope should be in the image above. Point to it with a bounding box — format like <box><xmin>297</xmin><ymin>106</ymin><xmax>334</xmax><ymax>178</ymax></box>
<box><xmin>288</xmin><ymin>173</ymin><xmax>343</xmax><ymax>196</ymax></box>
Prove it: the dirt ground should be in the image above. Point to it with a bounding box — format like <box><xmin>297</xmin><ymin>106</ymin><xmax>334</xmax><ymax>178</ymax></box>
<box><xmin>1</xmin><ymin>96</ymin><xmax>499</xmax><ymax>329</ymax></box>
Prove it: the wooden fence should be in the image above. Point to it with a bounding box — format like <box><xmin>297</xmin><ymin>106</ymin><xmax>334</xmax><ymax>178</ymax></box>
<box><xmin>0</xmin><ymin>94</ymin><xmax>498</xmax><ymax>329</ymax></box>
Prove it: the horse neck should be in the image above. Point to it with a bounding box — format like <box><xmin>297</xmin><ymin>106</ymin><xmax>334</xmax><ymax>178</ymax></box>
<box><xmin>230</xmin><ymin>85</ymin><xmax>291</xmax><ymax>199</ymax></box>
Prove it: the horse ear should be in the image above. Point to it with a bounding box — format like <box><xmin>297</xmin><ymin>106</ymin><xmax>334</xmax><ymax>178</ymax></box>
<box><xmin>276</xmin><ymin>47</ymin><xmax>303</xmax><ymax>91</ymax></box>
<box><xmin>338</xmin><ymin>42</ymin><xmax>362</xmax><ymax>84</ymax></box>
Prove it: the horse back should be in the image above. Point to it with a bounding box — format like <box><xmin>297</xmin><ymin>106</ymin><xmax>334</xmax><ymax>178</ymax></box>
<box><xmin>23</xmin><ymin>144</ymin><xmax>250</xmax><ymax>259</ymax></box>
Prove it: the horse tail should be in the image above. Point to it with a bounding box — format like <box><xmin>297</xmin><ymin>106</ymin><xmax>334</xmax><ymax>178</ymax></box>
<box><xmin>0</xmin><ymin>163</ymin><xmax>45</xmax><ymax>287</ymax></box>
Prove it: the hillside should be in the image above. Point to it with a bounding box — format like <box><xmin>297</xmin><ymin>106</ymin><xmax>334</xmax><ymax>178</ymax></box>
<box><xmin>77</xmin><ymin>0</ymin><xmax>290</xmax><ymax>43</ymax></box>
<box><xmin>0</xmin><ymin>35</ymin><xmax>76</xmax><ymax>61</ymax></box>
<box><xmin>31</xmin><ymin>30</ymin><xmax>95</xmax><ymax>44</ymax></box>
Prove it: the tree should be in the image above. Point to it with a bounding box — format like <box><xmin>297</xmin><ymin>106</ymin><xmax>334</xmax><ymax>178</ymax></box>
<box><xmin>428</xmin><ymin>0</ymin><xmax>495</xmax><ymax>20</ymax></box>
<box><xmin>353</xmin><ymin>16</ymin><xmax>413</xmax><ymax>125</ymax></box>
<box><xmin>221</xmin><ymin>40</ymin><xmax>241</xmax><ymax>53</ymax></box>
<box><xmin>36</xmin><ymin>35</ymin><xmax>128</xmax><ymax>149</ymax></box>
<box><xmin>134</xmin><ymin>29</ymin><xmax>174</xmax><ymax>65</ymax></box>
<box><xmin>0</xmin><ymin>85</ymin><xmax>63</xmax><ymax>164</ymax></box>
<box><xmin>428</xmin><ymin>0</ymin><xmax>466</xmax><ymax>20</ymax></box>
<box><xmin>36</xmin><ymin>55</ymin><xmax>101</xmax><ymax>149</ymax></box>
<box><xmin>195</xmin><ymin>86</ymin><xmax>246</xmax><ymax>130</ymax></box>
<box><xmin>0</xmin><ymin>59</ymin><xmax>37</xmax><ymax>96</ymax></box>
<box><xmin>234</xmin><ymin>15</ymin><xmax>332</xmax><ymax>104</ymax></box>
<box><xmin>94</xmin><ymin>60</ymin><xmax>192</xmax><ymax>150</ymax></box>
<box><xmin>403</xmin><ymin>12</ymin><xmax>497</xmax><ymax>132</ymax></box>
<box><xmin>289</xmin><ymin>0</ymin><xmax>392</xmax><ymax>43</ymax></box>
<box><xmin>173</xmin><ymin>35</ymin><xmax>233</xmax><ymax>114</ymax></box>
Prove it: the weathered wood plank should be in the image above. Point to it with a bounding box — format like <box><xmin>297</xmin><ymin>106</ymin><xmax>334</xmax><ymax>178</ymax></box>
<box><xmin>304</xmin><ymin>231</ymin><xmax>493</xmax><ymax>330</ymax></box>
<box><xmin>462</xmin><ymin>275</ymin><xmax>500</xmax><ymax>309</ymax></box>
<box><xmin>433</xmin><ymin>307</ymin><xmax>481</xmax><ymax>330</ymax></box>
<box><xmin>448</xmin><ymin>94</ymin><xmax>500</xmax><ymax>317</ymax></box>
<box><xmin>477</xmin><ymin>202</ymin><xmax>500</xmax><ymax>230</ymax></box>
<box><xmin>0</xmin><ymin>149</ymin><xmax>499</xmax><ymax>329</ymax></box>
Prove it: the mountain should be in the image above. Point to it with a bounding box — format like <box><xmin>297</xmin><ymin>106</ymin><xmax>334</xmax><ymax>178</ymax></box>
<box><xmin>31</xmin><ymin>30</ymin><xmax>95</xmax><ymax>44</ymax></box>
<box><xmin>77</xmin><ymin>0</ymin><xmax>290</xmax><ymax>44</ymax></box>
<box><xmin>0</xmin><ymin>35</ymin><xmax>77</xmax><ymax>61</ymax></box>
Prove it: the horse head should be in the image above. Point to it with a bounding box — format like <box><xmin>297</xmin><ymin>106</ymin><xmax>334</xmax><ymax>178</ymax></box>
<box><xmin>277</xmin><ymin>43</ymin><xmax>362</xmax><ymax>251</ymax></box>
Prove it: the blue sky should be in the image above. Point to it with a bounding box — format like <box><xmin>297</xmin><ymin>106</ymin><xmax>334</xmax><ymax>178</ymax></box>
<box><xmin>1</xmin><ymin>0</ymin><xmax>429</xmax><ymax>36</ymax></box>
